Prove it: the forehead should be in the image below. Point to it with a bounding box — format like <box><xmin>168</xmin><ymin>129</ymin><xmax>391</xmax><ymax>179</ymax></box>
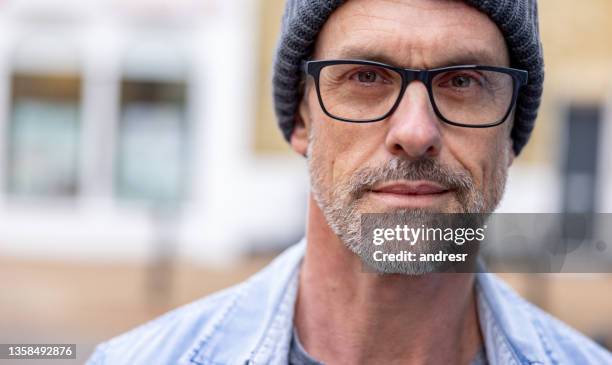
<box><xmin>313</xmin><ymin>0</ymin><xmax>509</xmax><ymax>68</ymax></box>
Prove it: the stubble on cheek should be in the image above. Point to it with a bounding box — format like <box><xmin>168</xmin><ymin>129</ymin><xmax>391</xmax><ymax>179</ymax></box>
<box><xmin>480</xmin><ymin>140</ymin><xmax>511</xmax><ymax>213</ymax></box>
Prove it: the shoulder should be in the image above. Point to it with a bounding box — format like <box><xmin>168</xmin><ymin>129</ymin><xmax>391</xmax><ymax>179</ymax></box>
<box><xmin>85</xmin><ymin>285</ymin><xmax>241</xmax><ymax>365</ymax></box>
<box><xmin>478</xmin><ymin>273</ymin><xmax>611</xmax><ymax>364</ymax></box>
<box><xmin>523</xmin><ymin>299</ymin><xmax>612</xmax><ymax>363</ymax></box>
<box><xmin>86</xmin><ymin>239</ymin><xmax>307</xmax><ymax>365</ymax></box>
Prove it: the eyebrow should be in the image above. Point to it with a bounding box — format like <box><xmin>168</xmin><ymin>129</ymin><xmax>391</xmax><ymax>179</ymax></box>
<box><xmin>332</xmin><ymin>45</ymin><xmax>504</xmax><ymax>69</ymax></box>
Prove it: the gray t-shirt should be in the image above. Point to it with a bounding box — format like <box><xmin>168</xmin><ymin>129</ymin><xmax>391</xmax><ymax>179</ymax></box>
<box><xmin>289</xmin><ymin>327</ymin><xmax>488</xmax><ymax>365</ymax></box>
<box><xmin>289</xmin><ymin>328</ymin><xmax>324</xmax><ymax>365</ymax></box>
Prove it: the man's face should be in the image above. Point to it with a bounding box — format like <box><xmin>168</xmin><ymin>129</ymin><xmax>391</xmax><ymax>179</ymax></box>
<box><xmin>294</xmin><ymin>0</ymin><xmax>515</xmax><ymax>273</ymax></box>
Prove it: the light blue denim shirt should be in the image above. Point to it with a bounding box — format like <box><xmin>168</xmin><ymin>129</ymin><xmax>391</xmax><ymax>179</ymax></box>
<box><xmin>87</xmin><ymin>238</ymin><xmax>611</xmax><ymax>365</ymax></box>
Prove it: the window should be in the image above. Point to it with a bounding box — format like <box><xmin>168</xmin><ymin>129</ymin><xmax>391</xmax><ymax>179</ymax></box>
<box><xmin>7</xmin><ymin>74</ymin><xmax>81</xmax><ymax>197</ymax></box>
<box><xmin>116</xmin><ymin>80</ymin><xmax>188</xmax><ymax>204</ymax></box>
<box><xmin>563</xmin><ymin>105</ymin><xmax>601</xmax><ymax>214</ymax></box>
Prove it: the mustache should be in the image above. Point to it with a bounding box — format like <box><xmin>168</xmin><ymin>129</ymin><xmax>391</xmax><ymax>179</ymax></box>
<box><xmin>346</xmin><ymin>158</ymin><xmax>474</xmax><ymax>199</ymax></box>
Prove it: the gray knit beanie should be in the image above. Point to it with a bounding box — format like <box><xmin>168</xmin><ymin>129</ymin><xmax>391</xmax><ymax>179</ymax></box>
<box><xmin>272</xmin><ymin>0</ymin><xmax>544</xmax><ymax>155</ymax></box>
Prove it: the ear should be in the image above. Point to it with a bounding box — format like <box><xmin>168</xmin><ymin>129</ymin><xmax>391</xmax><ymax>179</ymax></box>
<box><xmin>290</xmin><ymin>100</ymin><xmax>310</xmax><ymax>158</ymax></box>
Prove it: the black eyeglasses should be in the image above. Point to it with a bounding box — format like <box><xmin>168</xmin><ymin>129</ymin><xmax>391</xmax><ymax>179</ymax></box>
<box><xmin>302</xmin><ymin>59</ymin><xmax>528</xmax><ymax>128</ymax></box>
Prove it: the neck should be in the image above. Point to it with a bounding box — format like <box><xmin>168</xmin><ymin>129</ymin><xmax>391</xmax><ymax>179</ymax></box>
<box><xmin>294</xmin><ymin>194</ymin><xmax>483</xmax><ymax>365</ymax></box>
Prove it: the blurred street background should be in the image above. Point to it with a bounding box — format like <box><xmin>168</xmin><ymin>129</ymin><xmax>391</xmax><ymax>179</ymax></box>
<box><xmin>0</xmin><ymin>0</ymin><xmax>611</xmax><ymax>363</ymax></box>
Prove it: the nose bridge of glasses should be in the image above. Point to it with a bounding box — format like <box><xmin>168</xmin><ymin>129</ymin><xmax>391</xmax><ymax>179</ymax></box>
<box><xmin>392</xmin><ymin>69</ymin><xmax>436</xmax><ymax>122</ymax></box>
<box><xmin>401</xmin><ymin>68</ymin><xmax>429</xmax><ymax>85</ymax></box>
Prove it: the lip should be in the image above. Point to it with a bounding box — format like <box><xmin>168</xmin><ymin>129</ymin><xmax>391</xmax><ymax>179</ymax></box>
<box><xmin>370</xmin><ymin>181</ymin><xmax>449</xmax><ymax>195</ymax></box>
<box><xmin>367</xmin><ymin>181</ymin><xmax>451</xmax><ymax>208</ymax></box>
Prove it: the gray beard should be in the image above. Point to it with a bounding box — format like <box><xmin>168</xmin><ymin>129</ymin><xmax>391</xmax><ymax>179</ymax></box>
<box><xmin>307</xmin><ymin>141</ymin><xmax>507</xmax><ymax>275</ymax></box>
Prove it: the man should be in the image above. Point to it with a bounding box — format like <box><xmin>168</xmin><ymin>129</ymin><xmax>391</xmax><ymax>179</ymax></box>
<box><xmin>87</xmin><ymin>0</ymin><xmax>611</xmax><ymax>364</ymax></box>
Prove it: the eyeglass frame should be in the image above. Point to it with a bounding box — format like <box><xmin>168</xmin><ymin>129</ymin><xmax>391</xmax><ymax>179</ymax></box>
<box><xmin>301</xmin><ymin>59</ymin><xmax>529</xmax><ymax>128</ymax></box>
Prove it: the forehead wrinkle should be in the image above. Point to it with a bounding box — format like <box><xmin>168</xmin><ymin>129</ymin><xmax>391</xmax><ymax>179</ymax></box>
<box><xmin>326</xmin><ymin>39</ymin><xmax>507</xmax><ymax>69</ymax></box>
<box><xmin>335</xmin><ymin>15</ymin><xmax>501</xmax><ymax>55</ymax></box>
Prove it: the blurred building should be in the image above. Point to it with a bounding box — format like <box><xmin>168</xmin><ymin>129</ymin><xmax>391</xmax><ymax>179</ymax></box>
<box><xmin>505</xmin><ymin>0</ymin><xmax>612</xmax><ymax>216</ymax></box>
<box><xmin>0</xmin><ymin>0</ymin><xmax>308</xmax><ymax>266</ymax></box>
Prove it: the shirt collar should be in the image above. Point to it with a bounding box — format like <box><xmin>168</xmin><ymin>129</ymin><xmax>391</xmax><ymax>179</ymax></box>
<box><xmin>180</xmin><ymin>239</ymin><xmax>550</xmax><ymax>365</ymax></box>
<box><xmin>475</xmin><ymin>272</ymin><xmax>550</xmax><ymax>365</ymax></box>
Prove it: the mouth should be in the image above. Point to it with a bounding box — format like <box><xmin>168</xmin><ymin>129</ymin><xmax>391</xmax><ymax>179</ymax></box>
<box><xmin>367</xmin><ymin>181</ymin><xmax>451</xmax><ymax>207</ymax></box>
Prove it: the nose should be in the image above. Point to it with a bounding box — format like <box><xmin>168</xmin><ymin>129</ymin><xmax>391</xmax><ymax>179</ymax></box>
<box><xmin>384</xmin><ymin>81</ymin><xmax>442</xmax><ymax>159</ymax></box>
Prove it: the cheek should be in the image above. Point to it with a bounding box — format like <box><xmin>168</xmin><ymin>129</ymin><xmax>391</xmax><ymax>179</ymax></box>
<box><xmin>476</xmin><ymin>133</ymin><xmax>511</xmax><ymax>206</ymax></box>
<box><xmin>308</xmin><ymin>98</ymin><xmax>384</xmax><ymax>187</ymax></box>
<box><xmin>446</xmin><ymin>127</ymin><xmax>510</xmax><ymax>189</ymax></box>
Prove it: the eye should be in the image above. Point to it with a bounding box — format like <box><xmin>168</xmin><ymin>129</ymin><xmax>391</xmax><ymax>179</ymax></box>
<box><xmin>357</xmin><ymin>70</ymin><xmax>379</xmax><ymax>83</ymax></box>
<box><xmin>451</xmin><ymin>75</ymin><xmax>474</xmax><ymax>88</ymax></box>
<box><xmin>436</xmin><ymin>71</ymin><xmax>485</xmax><ymax>91</ymax></box>
<box><xmin>348</xmin><ymin>68</ymin><xmax>389</xmax><ymax>85</ymax></box>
